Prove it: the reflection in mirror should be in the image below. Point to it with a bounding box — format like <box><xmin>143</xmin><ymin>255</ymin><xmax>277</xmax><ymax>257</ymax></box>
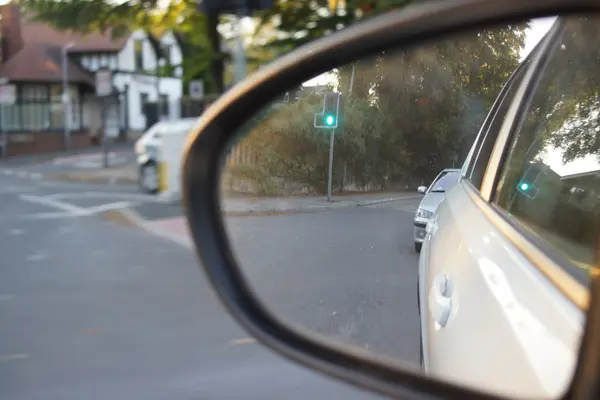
<box><xmin>219</xmin><ymin>15</ymin><xmax>599</xmax><ymax>399</ymax></box>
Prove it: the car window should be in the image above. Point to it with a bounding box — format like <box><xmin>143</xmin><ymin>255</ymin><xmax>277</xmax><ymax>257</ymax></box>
<box><xmin>467</xmin><ymin>60</ymin><xmax>531</xmax><ymax>189</ymax></box>
<box><xmin>493</xmin><ymin>17</ymin><xmax>600</xmax><ymax>284</ymax></box>
<box><xmin>429</xmin><ymin>171</ymin><xmax>460</xmax><ymax>193</ymax></box>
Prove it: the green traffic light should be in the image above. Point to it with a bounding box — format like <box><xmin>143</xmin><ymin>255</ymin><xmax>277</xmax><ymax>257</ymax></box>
<box><xmin>520</xmin><ymin>182</ymin><xmax>529</xmax><ymax>191</ymax></box>
<box><xmin>325</xmin><ymin>115</ymin><xmax>335</xmax><ymax>126</ymax></box>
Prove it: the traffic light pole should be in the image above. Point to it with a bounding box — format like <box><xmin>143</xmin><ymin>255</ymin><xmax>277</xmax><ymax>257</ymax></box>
<box><xmin>325</xmin><ymin>65</ymin><xmax>354</xmax><ymax>202</ymax></box>
<box><xmin>327</xmin><ymin>128</ymin><xmax>335</xmax><ymax>201</ymax></box>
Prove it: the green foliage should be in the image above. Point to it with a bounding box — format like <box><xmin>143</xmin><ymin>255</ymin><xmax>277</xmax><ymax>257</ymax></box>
<box><xmin>254</xmin><ymin>0</ymin><xmax>415</xmax><ymax>55</ymax></box>
<box><xmin>230</xmin><ymin>23</ymin><xmax>527</xmax><ymax>194</ymax></box>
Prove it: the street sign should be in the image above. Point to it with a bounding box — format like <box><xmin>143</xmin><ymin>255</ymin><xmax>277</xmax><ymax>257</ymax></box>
<box><xmin>95</xmin><ymin>69</ymin><xmax>113</xmax><ymax>97</ymax></box>
<box><xmin>189</xmin><ymin>80</ymin><xmax>205</xmax><ymax>100</ymax></box>
<box><xmin>0</xmin><ymin>84</ymin><xmax>16</xmax><ymax>105</ymax></box>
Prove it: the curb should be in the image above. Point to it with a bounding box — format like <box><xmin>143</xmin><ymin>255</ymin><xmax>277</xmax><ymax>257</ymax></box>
<box><xmin>224</xmin><ymin>195</ymin><xmax>420</xmax><ymax>215</ymax></box>
<box><xmin>104</xmin><ymin>207</ymin><xmax>194</xmax><ymax>249</ymax></box>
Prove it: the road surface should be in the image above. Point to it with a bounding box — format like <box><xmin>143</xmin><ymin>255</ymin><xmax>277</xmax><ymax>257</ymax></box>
<box><xmin>0</xmin><ymin>171</ymin><xmax>420</xmax><ymax>399</ymax></box>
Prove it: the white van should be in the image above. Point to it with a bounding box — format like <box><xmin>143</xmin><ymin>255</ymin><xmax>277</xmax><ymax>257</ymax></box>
<box><xmin>134</xmin><ymin>118</ymin><xmax>198</xmax><ymax>193</ymax></box>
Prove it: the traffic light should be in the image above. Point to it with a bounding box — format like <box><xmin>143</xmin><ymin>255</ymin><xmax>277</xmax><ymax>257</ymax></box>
<box><xmin>314</xmin><ymin>92</ymin><xmax>343</xmax><ymax>129</ymax></box>
<box><xmin>516</xmin><ymin>179</ymin><xmax>539</xmax><ymax>199</ymax></box>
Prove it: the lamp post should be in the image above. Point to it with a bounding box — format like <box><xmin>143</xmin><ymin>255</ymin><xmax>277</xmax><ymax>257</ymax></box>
<box><xmin>62</xmin><ymin>42</ymin><xmax>75</xmax><ymax>150</ymax></box>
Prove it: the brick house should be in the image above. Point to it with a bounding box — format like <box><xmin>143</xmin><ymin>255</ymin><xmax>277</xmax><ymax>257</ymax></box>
<box><xmin>0</xmin><ymin>4</ymin><xmax>183</xmax><ymax>156</ymax></box>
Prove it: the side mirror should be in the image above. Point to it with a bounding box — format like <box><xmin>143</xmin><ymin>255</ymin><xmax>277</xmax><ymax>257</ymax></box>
<box><xmin>417</xmin><ymin>186</ymin><xmax>427</xmax><ymax>194</ymax></box>
<box><xmin>182</xmin><ymin>2</ymin><xmax>600</xmax><ymax>400</ymax></box>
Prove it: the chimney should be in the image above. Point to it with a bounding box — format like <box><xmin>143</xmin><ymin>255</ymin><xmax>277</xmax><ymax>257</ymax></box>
<box><xmin>1</xmin><ymin>2</ymin><xmax>24</xmax><ymax>61</ymax></box>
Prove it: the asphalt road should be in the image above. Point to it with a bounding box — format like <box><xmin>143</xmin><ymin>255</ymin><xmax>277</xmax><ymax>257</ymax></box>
<box><xmin>0</xmin><ymin>171</ymin><xmax>421</xmax><ymax>399</ymax></box>
<box><xmin>224</xmin><ymin>200</ymin><xmax>421</xmax><ymax>361</ymax></box>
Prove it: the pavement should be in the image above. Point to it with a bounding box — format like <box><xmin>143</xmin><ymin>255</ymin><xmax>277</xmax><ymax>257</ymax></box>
<box><xmin>0</xmin><ymin>167</ymin><xmax>422</xmax><ymax>399</ymax></box>
<box><xmin>0</xmin><ymin>148</ymin><xmax>138</xmax><ymax>186</ymax></box>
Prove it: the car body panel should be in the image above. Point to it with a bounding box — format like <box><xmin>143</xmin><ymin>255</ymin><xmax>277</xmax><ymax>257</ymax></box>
<box><xmin>134</xmin><ymin>118</ymin><xmax>199</xmax><ymax>161</ymax></box>
<box><xmin>420</xmin><ymin>180</ymin><xmax>584</xmax><ymax>398</ymax></box>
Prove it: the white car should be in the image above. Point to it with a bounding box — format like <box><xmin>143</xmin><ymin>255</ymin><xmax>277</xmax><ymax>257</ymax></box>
<box><xmin>418</xmin><ymin>15</ymin><xmax>596</xmax><ymax>399</ymax></box>
<box><xmin>134</xmin><ymin>118</ymin><xmax>198</xmax><ymax>193</ymax></box>
<box><xmin>413</xmin><ymin>169</ymin><xmax>460</xmax><ymax>252</ymax></box>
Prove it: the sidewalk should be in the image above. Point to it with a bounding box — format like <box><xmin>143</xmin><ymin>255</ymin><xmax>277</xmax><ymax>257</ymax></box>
<box><xmin>1</xmin><ymin>149</ymin><xmax>138</xmax><ymax>185</ymax></box>
<box><xmin>109</xmin><ymin>192</ymin><xmax>421</xmax><ymax>248</ymax></box>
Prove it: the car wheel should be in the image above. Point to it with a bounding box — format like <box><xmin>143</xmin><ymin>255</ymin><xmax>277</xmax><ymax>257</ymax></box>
<box><xmin>414</xmin><ymin>242</ymin><xmax>422</xmax><ymax>253</ymax></box>
<box><xmin>139</xmin><ymin>162</ymin><xmax>159</xmax><ymax>194</ymax></box>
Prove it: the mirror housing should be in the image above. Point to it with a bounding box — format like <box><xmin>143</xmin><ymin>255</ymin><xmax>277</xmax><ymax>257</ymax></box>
<box><xmin>182</xmin><ymin>0</ymin><xmax>600</xmax><ymax>399</ymax></box>
<box><xmin>418</xmin><ymin>186</ymin><xmax>427</xmax><ymax>194</ymax></box>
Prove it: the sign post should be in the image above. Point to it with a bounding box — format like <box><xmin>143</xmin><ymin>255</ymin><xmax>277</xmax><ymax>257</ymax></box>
<box><xmin>314</xmin><ymin>92</ymin><xmax>341</xmax><ymax>201</ymax></box>
<box><xmin>95</xmin><ymin>69</ymin><xmax>113</xmax><ymax>168</ymax></box>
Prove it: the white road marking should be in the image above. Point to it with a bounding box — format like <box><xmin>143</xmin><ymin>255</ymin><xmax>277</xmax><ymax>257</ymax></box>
<box><xmin>23</xmin><ymin>212</ymin><xmax>90</xmax><ymax>220</ymax></box>
<box><xmin>8</xmin><ymin>228</ymin><xmax>24</xmax><ymax>235</ymax></box>
<box><xmin>49</xmin><ymin>191</ymin><xmax>160</xmax><ymax>202</ymax></box>
<box><xmin>20</xmin><ymin>194</ymin><xmax>87</xmax><ymax>215</ymax></box>
<box><xmin>27</xmin><ymin>253</ymin><xmax>47</xmax><ymax>262</ymax></box>
<box><xmin>84</xmin><ymin>201</ymin><xmax>132</xmax><ymax>215</ymax></box>
<box><xmin>0</xmin><ymin>354</ymin><xmax>30</xmax><ymax>362</ymax></box>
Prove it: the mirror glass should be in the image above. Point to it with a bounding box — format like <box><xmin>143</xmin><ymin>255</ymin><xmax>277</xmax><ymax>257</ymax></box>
<box><xmin>219</xmin><ymin>15</ymin><xmax>600</xmax><ymax>399</ymax></box>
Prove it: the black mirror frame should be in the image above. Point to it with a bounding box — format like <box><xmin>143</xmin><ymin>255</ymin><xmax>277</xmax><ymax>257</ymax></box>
<box><xmin>182</xmin><ymin>0</ymin><xmax>600</xmax><ymax>398</ymax></box>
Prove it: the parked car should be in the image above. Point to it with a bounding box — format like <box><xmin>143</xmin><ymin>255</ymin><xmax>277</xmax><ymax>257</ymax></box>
<box><xmin>180</xmin><ymin>4</ymin><xmax>600</xmax><ymax>400</ymax></box>
<box><xmin>134</xmin><ymin>118</ymin><xmax>198</xmax><ymax>193</ymax></box>
<box><xmin>413</xmin><ymin>168</ymin><xmax>460</xmax><ymax>252</ymax></box>
<box><xmin>418</xmin><ymin>15</ymin><xmax>597</xmax><ymax>398</ymax></box>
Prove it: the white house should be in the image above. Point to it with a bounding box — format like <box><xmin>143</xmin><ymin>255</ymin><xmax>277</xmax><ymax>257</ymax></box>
<box><xmin>78</xmin><ymin>29</ymin><xmax>184</xmax><ymax>132</ymax></box>
<box><xmin>0</xmin><ymin>4</ymin><xmax>184</xmax><ymax>155</ymax></box>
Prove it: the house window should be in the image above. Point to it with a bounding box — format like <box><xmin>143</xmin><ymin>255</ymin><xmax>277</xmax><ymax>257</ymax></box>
<box><xmin>162</xmin><ymin>45</ymin><xmax>171</xmax><ymax>65</ymax></box>
<box><xmin>109</xmin><ymin>55</ymin><xmax>118</xmax><ymax>69</ymax></box>
<box><xmin>134</xmin><ymin>40</ymin><xmax>144</xmax><ymax>71</ymax></box>
<box><xmin>21</xmin><ymin>85</ymin><xmax>49</xmax><ymax>130</ymax></box>
<box><xmin>140</xmin><ymin>93</ymin><xmax>149</xmax><ymax>114</ymax></box>
<box><xmin>50</xmin><ymin>85</ymin><xmax>80</xmax><ymax>130</ymax></box>
<box><xmin>159</xmin><ymin>94</ymin><xmax>169</xmax><ymax>117</ymax></box>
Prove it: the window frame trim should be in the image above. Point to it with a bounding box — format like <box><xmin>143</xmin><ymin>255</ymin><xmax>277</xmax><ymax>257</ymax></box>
<box><xmin>480</xmin><ymin>18</ymin><xmax>564</xmax><ymax>200</ymax></box>
<box><xmin>462</xmin><ymin>58</ymin><xmax>530</xmax><ymax>181</ymax></box>
<box><xmin>465</xmin><ymin>17</ymin><xmax>591</xmax><ymax>309</ymax></box>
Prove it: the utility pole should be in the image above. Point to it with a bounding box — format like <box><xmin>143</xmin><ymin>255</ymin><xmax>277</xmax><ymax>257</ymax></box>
<box><xmin>326</xmin><ymin>65</ymin><xmax>354</xmax><ymax>201</ymax></box>
<box><xmin>62</xmin><ymin>42</ymin><xmax>75</xmax><ymax>150</ymax></box>
<box><xmin>327</xmin><ymin>127</ymin><xmax>335</xmax><ymax>201</ymax></box>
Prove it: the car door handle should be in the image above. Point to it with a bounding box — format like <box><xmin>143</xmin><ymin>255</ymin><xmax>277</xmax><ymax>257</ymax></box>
<box><xmin>429</xmin><ymin>273</ymin><xmax>452</xmax><ymax>327</ymax></box>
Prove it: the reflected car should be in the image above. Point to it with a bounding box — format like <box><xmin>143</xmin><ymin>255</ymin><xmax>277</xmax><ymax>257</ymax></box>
<box><xmin>413</xmin><ymin>169</ymin><xmax>460</xmax><ymax>252</ymax></box>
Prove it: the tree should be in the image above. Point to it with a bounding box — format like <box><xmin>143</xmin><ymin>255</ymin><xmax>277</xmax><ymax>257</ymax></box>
<box><xmin>226</xmin><ymin>21</ymin><xmax>528</xmax><ymax>195</ymax></box>
<box><xmin>19</xmin><ymin>0</ymin><xmax>229</xmax><ymax>93</ymax></box>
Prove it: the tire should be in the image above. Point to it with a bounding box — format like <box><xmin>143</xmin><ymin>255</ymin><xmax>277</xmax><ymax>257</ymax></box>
<box><xmin>139</xmin><ymin>162</ymin><xmax>159</xmax><ymax>194</ymax></box>
<box><xmin>414</xmin><ymin>242</ymin><xmax>422</xmax><ymax>253</ymax></box>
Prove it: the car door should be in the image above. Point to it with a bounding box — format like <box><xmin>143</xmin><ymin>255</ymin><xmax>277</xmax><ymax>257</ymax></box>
<box><xmin>421</xmin><ymin>16</ymin><xmax>597</xmax><ymax>399</ymax></box>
